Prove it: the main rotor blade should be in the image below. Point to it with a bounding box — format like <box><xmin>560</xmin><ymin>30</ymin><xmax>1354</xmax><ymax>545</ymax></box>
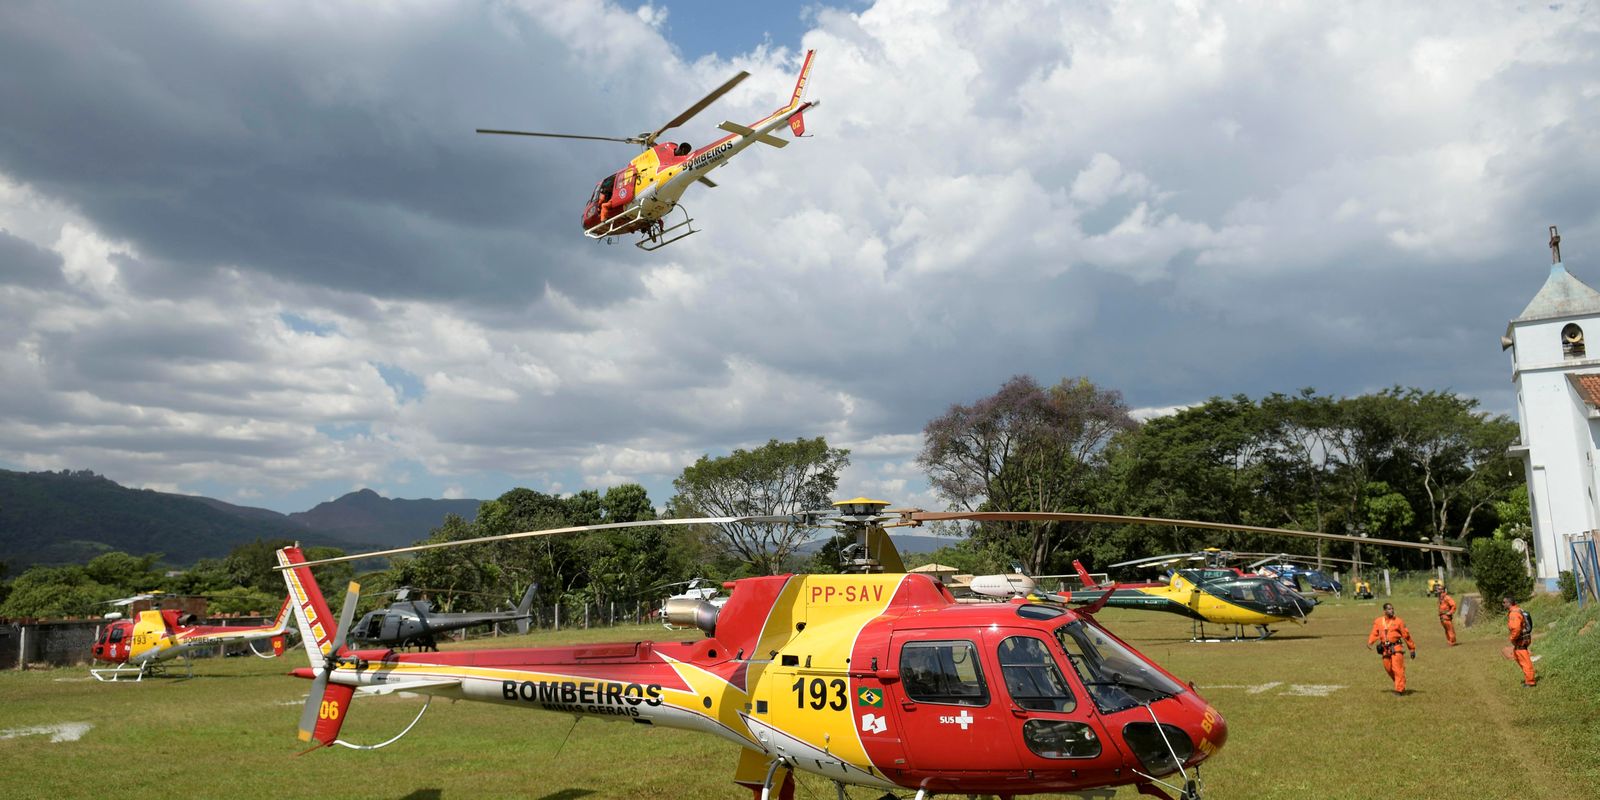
<box><xmin>901</xmin><ymin>511</ymin><xmax>1466</xmax><ymax>553</ymax></box>
<box><xmin>476</xmin><ymin>129</ymin><xmax>643</xmax><ymax>145</ymax></box>
<box><xmin>277</xmin><ymin>514</ymin><xmax>805</xmax><ymax>569</ymax></box>
<box><xmin>1106</xmin><ymin>553</ymin><xmax>1205</xmax><ymax>570</ymax></box>
<box><xmin>333</xmin><ymin>582</ymin><xmax>361</xmax><ymax>652</ymax></box>
<box><xmin>645</xmin><ymin>71</ymin><xmax>749</xmax><ymax>146</ymax></box>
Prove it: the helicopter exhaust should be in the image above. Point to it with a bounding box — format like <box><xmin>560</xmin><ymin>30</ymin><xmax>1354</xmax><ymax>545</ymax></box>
<box><xmin>662</xmin><ymin>597</ymin><xmax>721</xmax><ymax>636</ymax></box>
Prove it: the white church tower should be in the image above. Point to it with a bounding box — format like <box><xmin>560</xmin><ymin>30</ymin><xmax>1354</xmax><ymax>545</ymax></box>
<box><xmin>1504</xmin><ymin>226</ymin><xmax>1600</xmax><ymax>591</ymax></box>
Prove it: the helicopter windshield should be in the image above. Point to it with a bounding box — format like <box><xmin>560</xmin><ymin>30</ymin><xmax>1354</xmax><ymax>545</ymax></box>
<box><xmin>1055</xmin><ymin>620</ymin><xmax>1184</xmax><ymax>714</ymax></box>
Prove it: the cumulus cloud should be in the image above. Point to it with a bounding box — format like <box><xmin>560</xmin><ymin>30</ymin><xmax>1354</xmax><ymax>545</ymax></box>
<box><xmin>0</xmin><ymin>0</ymin><xmax>1596</xmax><ymax>512</ymax></box>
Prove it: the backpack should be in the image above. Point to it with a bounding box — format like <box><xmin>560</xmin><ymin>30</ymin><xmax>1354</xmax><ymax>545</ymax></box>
<box><xmin>1514</xmin><ymin>607</ymin><xmax>1533</xmax><ymax>648</ymax></box>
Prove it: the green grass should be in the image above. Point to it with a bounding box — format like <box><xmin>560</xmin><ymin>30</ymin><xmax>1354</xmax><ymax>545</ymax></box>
<box><xmin>1</xmin><ymin>595</ymin><xmax>1592</xmax><ymax>799</ymax></box>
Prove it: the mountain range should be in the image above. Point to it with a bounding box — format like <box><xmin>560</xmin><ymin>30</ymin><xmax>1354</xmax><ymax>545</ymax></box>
<box><xmin>0</xmin><ymin>469</ymin><xmax>481</xmax><ymax>569</ymax></box>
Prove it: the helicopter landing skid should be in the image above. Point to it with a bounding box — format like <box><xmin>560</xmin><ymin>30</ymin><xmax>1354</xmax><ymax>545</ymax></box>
<box><xmin>1189</xmin><ymin>622</ymin><xmax>1276</xmax><ymax>643</ymax></box>
<box><xmin>90</xmin><ymin>656</ymin><xmax>193</xmax><ymax>682</ymax></box>
<box><xmin>636</xmin><ymin>206</ymin><xmax>698</xmax><ymax>251</ymax></box>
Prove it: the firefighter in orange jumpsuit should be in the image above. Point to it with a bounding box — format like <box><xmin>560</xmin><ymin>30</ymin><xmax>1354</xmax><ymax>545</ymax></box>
<box><xmin>1437</xmin><ymin>587</ymin><xmax>1458</xmax><ymax>645</ymax></box>
<box><xmin>1503</xmin><ymin>596</ymin><xmax>1537</xmax><ymax>687</ymax></box>
<box><xmin>1367</xmin><ymin>602</ymin><xmax>1416</xmax><ymax>694</ymax></box>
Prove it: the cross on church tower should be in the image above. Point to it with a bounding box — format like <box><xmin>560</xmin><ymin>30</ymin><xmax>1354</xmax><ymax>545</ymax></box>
<box><xmin>1551</xmin><ymin>224</ymin><xmax>1562</xmax><ymax>264</ymax></box>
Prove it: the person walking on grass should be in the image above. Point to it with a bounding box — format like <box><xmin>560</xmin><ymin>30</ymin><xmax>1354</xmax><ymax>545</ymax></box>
<box><xmin>1503</xmin><ymin>596</ymin><xmax>1537</xmax><ymax>687</ymax></box>
<box><xmin>1367</xmin><ymin>602</ymin><xmax>1416</xmax><ymax>695</ymax></box>
<box><xmin>1437</xmin><ymin>587</ymin><xmax>1458</xmax><ymax>646</ymax></box>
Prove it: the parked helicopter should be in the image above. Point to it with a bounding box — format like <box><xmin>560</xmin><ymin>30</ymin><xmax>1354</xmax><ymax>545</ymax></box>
<box><xmin>350</xmin><ymin>584</ymin><xmax>538</xmax><ymax>651</ymax></box>
<box><xmin>273</xmin><ymin>500</ymin><xmax>1460</xmax><ymax>799</ymax></box>
<box><xmin>477</xmin><ymin>50</ymin><xmax>817</xmax><ymax>250</ymax></box>
<box><xmin>89</xmin><ymin>595</ymin><xmax>295</xmax><ymax>681</ymax></box>
<box><xmin>1241</xmin><ymin>553</ymin><xmax>1365</xmax><ymax>595</ymax></box>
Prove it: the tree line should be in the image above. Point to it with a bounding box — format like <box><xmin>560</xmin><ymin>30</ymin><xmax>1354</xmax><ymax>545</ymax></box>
<box><xmin>914</xmin><ymin>377</ymin><xmax>1524</xmax><ymax>579</ymax></box>
<box><xmin>0</xmin><ymin>377</ymin><xmax>1529</xmax><ymax>619</ymax></box>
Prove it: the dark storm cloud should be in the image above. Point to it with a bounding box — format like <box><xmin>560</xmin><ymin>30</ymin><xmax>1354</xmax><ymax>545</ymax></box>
<box><xmin>0</xmin><ymin>1</ymin><xmax>658</xmax><ymax>310</ymax></box>
<box><xmin>0</xmin><ymin>227</ymin><xmax>64</xmax><ymax>288</ymax></box>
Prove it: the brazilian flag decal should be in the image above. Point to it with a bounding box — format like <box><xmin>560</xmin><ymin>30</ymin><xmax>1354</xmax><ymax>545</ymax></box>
<box><xmin>856</xmin><ymin>687</ymin><xmax>884</xmax><ymax>708</ymax></box>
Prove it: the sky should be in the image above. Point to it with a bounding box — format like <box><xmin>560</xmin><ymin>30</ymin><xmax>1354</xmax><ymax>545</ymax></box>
<box><xmin>1</xmin><ymin>0</ymin><xmax>1598</xmax><ymax>515</ymax></box>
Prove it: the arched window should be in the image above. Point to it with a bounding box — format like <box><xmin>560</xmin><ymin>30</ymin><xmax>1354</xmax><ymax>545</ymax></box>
<box><xmin>1563</xmin><ymin>323</ymin><xmax>1585</xmax><ymax>359</ymax></box>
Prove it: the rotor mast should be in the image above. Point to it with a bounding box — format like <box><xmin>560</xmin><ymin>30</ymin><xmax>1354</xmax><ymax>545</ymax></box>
<box><xmin>829</xmin><ymin>497</ymin><xmax>902</xmax><ymax>573</ymax></box>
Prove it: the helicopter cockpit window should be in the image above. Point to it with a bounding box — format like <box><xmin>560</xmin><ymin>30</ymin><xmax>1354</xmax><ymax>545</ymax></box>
<box><xmin>1055</xmin><ymin>621</ymin><xmax>1184</xmax><ymax>714</ymax></box>
<box><xmin>997</xmin><ymin>636</ymin><xmax>1076</xmax><ymax>713</ymax></box>
<box><xmin>675</xmin><ymin>142</ymin><xmax>692</xmax><ymax>157</ymax></box>
<box><xmin>900</xmin><ymin>640</ymin><xmax>989</xmax><ymax>707</ymax></box>
<box><xmin>109</xmin><ymin>627</ymin><xmax>124</xmax><ymax>642</ymax></box>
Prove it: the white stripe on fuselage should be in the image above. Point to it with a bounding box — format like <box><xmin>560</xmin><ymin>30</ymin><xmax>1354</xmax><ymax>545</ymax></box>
<box><xmin>647</xmin><ymin>106</ymin><xmax>806</xmax><ymax>210</ymax></box>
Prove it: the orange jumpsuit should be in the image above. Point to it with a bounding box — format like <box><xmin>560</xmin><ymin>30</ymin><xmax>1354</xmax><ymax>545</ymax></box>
<box><xmin>1368</xmin><ymin>614</ymin><xmax>1416</xmax><ymax>693</ymax></box>
<box><xmin>1437</xmin><ymin>592</ymin><xmax>1457</xmax><ymax>645</ymax></box>
<box><xmin>1508</xmin><ymin>603</ymin><xmax>1536</xmax><ymax>686</ymax></box>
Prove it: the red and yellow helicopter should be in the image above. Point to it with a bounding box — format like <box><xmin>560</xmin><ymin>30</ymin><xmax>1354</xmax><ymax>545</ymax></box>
<box><xmin>477</xmin><ymin>50</ymin><xmax>818</xmax><ymax>250</ymax></box>
<box><xmin>89</xmin><ymin>595</ymin><xmax>294</xmax><ymax>681</ymax></box>
<box><xmin>272</xmin><ymin>499</ymin><xmax>1471</xmax><ymax>800</ymax></box>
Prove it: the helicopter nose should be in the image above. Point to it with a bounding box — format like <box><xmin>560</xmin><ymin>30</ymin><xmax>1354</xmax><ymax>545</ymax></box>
<box><xmin>1198</xmin><ymin>704</ymin><xmax>1228</xmax><ymax>760</ymax></box>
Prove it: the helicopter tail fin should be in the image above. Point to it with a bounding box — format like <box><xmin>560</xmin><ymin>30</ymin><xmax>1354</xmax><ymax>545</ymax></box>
<box><xmin>784</xmin><ymin>49</ymin><xmax>815</xmax><ymax>112</ymax></box>
<box><xmin>515</xmin><ymin>583</ymin><xmax>537</xmax><ymax>635</ymax></box>
<box><xmin>275</xmin><ymin>546</ymin><xmax>341</xmax><ymax>668</ymax></box>
<box><xmin>1073</xmin><ymin>559</ymin><xmax>1098</xmax><ymax>590</ymax></box>
<box><xmin>268</xmin><ymin>595</ymin><xmax>294</xmax><ymax>636</ymax></box>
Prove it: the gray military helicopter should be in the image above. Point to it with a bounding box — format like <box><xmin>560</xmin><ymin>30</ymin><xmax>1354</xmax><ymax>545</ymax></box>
<box><xmin>350</xmin><ymin>584</ymin><xmax>538</xmax><ymax>651</ymax></box>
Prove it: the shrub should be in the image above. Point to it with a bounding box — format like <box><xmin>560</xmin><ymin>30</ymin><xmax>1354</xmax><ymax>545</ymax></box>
<box><xmin>1559</xmin><ymin>570</ymin><xmax>1579</xmax><ymax>602</ymax></box>
<box><xmin>1471</xmin><ymin>538</ymin><xmax>1535</xmax><ymax>606</ymax></box>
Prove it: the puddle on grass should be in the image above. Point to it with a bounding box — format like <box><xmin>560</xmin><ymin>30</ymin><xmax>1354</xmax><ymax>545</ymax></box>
<box><xmin>0</xmin><ymin>722</ymin><xmax>94</xmax><ymax>743</ymax></box>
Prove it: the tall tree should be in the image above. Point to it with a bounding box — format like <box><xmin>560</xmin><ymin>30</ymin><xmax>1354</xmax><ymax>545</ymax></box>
<box><xmin>1389</xmin><ymin>390</ymin><xmax>1521</xmax><ymax>575</ymax></box>
<box><xmin>919</xmin><ymin>376</ymin><xmax>1134</xmax><ymax>573</ymax></box>
<box><xmin>671</xmin><ymin>437</ymin><xmax>850</xmax><ymax>575</ymax></box>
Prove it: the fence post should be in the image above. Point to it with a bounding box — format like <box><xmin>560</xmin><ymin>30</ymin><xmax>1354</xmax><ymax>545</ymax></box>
<box><xmin>1382</xmin><ymin>569</ymin><xmax>1391</xmax><ymax>597</ymax></box>
<box><xmin>1588</xmin><ymin>536</ymin><xmax>1600</xmax><ymax>602</ymax></box>
<box><xmin>609</xmin><ymin>601</ymin><xmax>614</xmax><ymax>626</ymax></box>
<box><xmin>555</xmin><ymin>603</ymin><xmax>561</xmax><ymax>632</ymax></box>
<box><xmin>18</xmin><ymin>626</ymin><xmax>28</xmax><ymax>670</ymax></box>
<box><xmin>584</xmin><ymin>605</ymin><xmax>590</xmax><ymax>629</ymax></box>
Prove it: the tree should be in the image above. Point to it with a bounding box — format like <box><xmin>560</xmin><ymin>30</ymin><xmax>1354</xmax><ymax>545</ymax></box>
<box><xmin>671</xmin><ymin>437</ymin><xmax>850</xmax><ymax>575</ymax></box>
<box><xmin>1361</xmin><ymin>482</ymin><xmax>1415</xmax><ymax>576</ymax></box>
<box><xmin>919</xmin><ymin>376</ymin><xmax>1134</xmax><ymax>573</ymax></box>
<box><xmin>1471</xmin><ymin>537</ymin><xmax>1533</xmax><ymax>605</ymax></box>
<box><xmin>0</xmin><ymin>565</ymin><xmax>120</xmax><ymax>618</ymax></box>
<box><xmin>85</xmin><ymin>551</ymin><xmax>162</xmax><ymax>589</ymax></box>
<box><xmin>1384</xmin><ymin>390</ymin><xmax>1521</xmax><ymax>575</ymax></box>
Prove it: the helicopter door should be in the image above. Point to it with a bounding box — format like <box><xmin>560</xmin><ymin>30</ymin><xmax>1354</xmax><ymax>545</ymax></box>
<box><xmin>987</xmin><ymin>630</ymin><xmax>1126</xmax><ymax>786</ymax></box>
<box><xmin>887</xmin><ymin>632</ymin><xmax>1020</xmax><ymax>774</ymax></box>
<box><xmin>611</xmin><ymin>166</ymin><xmax>635</xmax><ymax>207</ymax></box>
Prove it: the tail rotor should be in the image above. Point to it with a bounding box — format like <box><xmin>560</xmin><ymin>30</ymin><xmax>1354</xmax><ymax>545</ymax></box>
<box><xmin>296</xmin><ymin>581</ymin><xmax>363</xmax><ymax>746</ymax></box>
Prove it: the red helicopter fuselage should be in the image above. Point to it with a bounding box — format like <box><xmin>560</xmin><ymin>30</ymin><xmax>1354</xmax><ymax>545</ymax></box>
<box><xmin>280</xmin><ymin>546</ymin><xmax>1224</xmax><ymax>798</ymax></box>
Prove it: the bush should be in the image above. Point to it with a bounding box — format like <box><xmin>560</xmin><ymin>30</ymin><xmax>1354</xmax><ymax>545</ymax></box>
<box><xmin>1471</xmin><ymin>538</ymin><xmax>1535</xmax><ymax>606</ymax></box>
<box><xmin>1559</xmin><ymin>570</ymin><xmax>1579</xmax><ymax>602</ymax></box>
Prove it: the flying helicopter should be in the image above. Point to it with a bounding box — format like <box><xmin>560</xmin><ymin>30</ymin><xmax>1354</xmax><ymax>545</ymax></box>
<box><xmin>350</xmin><ymin>584</ymin><xmax>539</xmax><ymax>651</ymax></box>
<box><xmin>477</xmin><ymin>50</ymin><xmax>818</xmax><ymax>251</ymax></box>
<box><xmin>272</xmin><ymin>500</ymin><xmax>1460</xmax><ymax>799</ymax></box>
<box><xmin>89</xmin><ymin>594</ymin><xmax>295</xmax><ymax>681</ymax></box>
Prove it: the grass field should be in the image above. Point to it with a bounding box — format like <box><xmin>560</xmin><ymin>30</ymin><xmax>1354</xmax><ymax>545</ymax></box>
<box><xmin>2</xmin><ymin>588</ymin><xmax>1596</xmax><ymax>799</ymax></box>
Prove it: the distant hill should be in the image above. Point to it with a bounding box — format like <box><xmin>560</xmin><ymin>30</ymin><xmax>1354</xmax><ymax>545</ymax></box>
<box><xmin>0</xmin><ymin>469</ymin><xmax>345</xmax><ymax>568</ymax></box>
<box><xmin>0</xmin><ymin>470</ymin><xmax>478</xmax><ymax>569</ymax></box>
<box><xmin>289</xmin><ymin>489</ymin><xmax>481</xmax><ymax>548</ymax></box>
